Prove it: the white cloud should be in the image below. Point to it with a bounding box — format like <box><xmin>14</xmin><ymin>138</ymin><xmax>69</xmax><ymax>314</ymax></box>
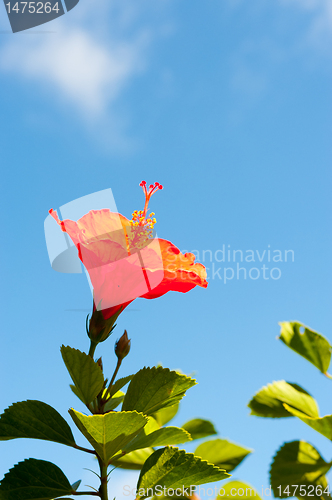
<box><xmin>279</xmin><ymin>0</ymin><xmax>332</xmax><ymax>47</ymax></box>
<box><xmin>0</xmin><ymin>17</ymin><xmax>147</xmax><ymax>119</ymax></box>
<box><xmin>0</xmin><ymin>0</ymin><xmax>169</xmax><ymax>148</ymax></box>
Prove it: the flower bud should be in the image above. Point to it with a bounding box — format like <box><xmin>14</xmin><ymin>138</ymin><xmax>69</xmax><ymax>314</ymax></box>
<box><xmin>87</xmin><ymin>301</ymin><xmax>122</xmax><ymax>344</ymax></box>
<box><xmin>115</xmin><ymin>330</ymin><xmax>131</xmax><ymax>360</ymax></box>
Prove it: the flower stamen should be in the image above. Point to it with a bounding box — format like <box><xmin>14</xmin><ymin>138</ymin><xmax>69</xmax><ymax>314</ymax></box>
<box><xmin>130</xmin><ymin>181</ymin><xmax>163</xmax><ymax>248</ymax></box>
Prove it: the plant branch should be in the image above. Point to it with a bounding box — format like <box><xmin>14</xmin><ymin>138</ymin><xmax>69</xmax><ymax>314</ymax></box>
<box><xmin>88</xmin><ymin>340</ymin><xmax>98</xmax><ymax>358</ymax></box>
<box><xmin>98</xmin><ymin>458</ymin><xmax>109</xmax><ymax>500</ymax></box>
<box><xmin>72</xmin><ymin>491</ymin><xmax>100</xmax><ymax>496</ymax></box>
<box><xmin>103</xmin><ymin>358</ymin><xmax>122</xmax><ymax>403</ymax></box>
<box><xmin>73</xmin><ymin>444</ymin><xmax>97</xmax><ymax>455</ymax></box>
<box><xmin>110</xmin><ymin>358</ymin><xmax>122</xmax><ymax>387</ymax></box>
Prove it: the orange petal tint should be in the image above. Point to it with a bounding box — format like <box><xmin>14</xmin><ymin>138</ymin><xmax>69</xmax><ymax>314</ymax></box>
<box><xmin>49</xmin><ymin>183</ymin><xmax>207</xmax><ymax>319</ymax></box>
<box><xmin>141</xmin><ymin>239</ymin><xmax>208</xmax><ymax>300</ymax></box>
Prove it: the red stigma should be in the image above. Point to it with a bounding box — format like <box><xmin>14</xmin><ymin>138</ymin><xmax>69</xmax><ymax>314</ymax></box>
<box><xmin>138</xmin><ymin>181</ymin><xmax>163</xmax><ymax>218</ymax></box>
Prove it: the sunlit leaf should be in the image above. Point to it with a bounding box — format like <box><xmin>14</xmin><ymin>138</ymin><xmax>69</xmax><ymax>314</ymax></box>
<box><xmin>103</xmin><ymin>391</ymin><xmax>125</xmax><ymax>412</ymax></box>
<box><xmin>279</xmin><ymin>322</ymin><xmax>331</xmax><ymax>375</ymax></box>
<box><xmin>124</xmin><ymin>426</ymin><xmax>191</xmax><ymax>453</ymax></box>
<box><xmin>284</xmin><ymin>405</ymin><xmax>332</xmax><ymax>441</ymax></box>
<box><xmin>248</xmin><ymin>381</ymin><xmax>319</xmax><ymax>418</ymax></box>
<box><xmin>108</xmin><ymin>375</ymin><xmax>133</xmax><ymax>398</ymax></box>
<box><xmin>153</xmin><ymin>404</ymin><xmax>179</xmax><ymax>427</ymax></box>
<box><xmin>216</xmin><ymin>481</ymin><xmax>262</xmax><ymax>500</ymax></box>
<box><xmin>111</xmin><ymin>448</ymin><xmax>154</xmax><ymax>470</ymax></box>
<box><xmin>69</xmin><ymin>409</ymin><xmax>148</xmax><ymax>463</ymax></box>
<box><xmin>270</xmin><ymin>441</ymin><xmax>332</xmax><ymax>499</ymax></box>
<box><xmin>182</xmin><ymin>419</ymin><xmax>217</xmax><ymax>440</ymax></box>
<box><xmin>195</xmin><ymin>438</ymin><xmax>252</xmax><ymax>472</ymax></box>
<box><xmin>136</xmin><ymin>446</ymin><xmax>230</xmax><ymax>498</ymax></box>
<box><xmin>122</xmin><ymin>367</ymin><xmax>196</xmax><ymax>415</ymax></box>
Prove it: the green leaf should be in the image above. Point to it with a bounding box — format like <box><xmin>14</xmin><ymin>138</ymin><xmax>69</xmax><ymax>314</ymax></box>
<box><xmin>69</xmin><ymin>409</ymin><xmax>148</xmax><ymax>464</ymax></box>
<box><xmin>136</xmin><ymin>446</ymin><xmax>230</xmax><ymax>498</ymax></box>
<box><xmin>153</xmin><ymin>404</ymin><xmax>179</xmax><ymax>427</ymax></box>
<box><xmin>123</xmin><ymin>415</ymin><xmax>160</xmax><ymax>445</ymax></box>
<box><xmin>248</xmin><ymin>381</ymin><xmax>319</xmax><ymax>418</ymax></box>
<box><xmin>71</xmin><ymin>479</ymin><xmax>81</xmax><ymax>490</ymax></box>
<box><xmin>103</xmin><ymin>391</ymin><xmax>125</xmax><ymax>412</ymax></box>
<box><xmin>284</xmin><ymin>404</ymin><xmax>332</xmax><ymax>441</ymax></box>
<box><xmin>108</xmin><ymin>375</ymin><xmax>133</xmax><ymax>398</ymax></box>
<box><xmin>61</xmin><ymin>345</ymin><xmax>104</xmax><ymax>406</ymax></box>
<box><xmin>122</xmin><ymin>367</ymin><xmax>196</xmax><ymax>415</ymax></box>
<box><xmin>279</xmin><ymin>322</ymin><xmax>332</xmax><ymax>374</ymax></box>
<box><xmin>141</xmin><ymin>417</ymin><xmax>161</xmax><ymax>434</ymax></box>
<box><xmin>314</xmin><ymin>476</ymin><xmax>331</xmax><ymax>500</ymax></box>
<box><xmin>195</xmin><ymin>438</ymin><xmax>252</xmax><ymax>472</ymax></box>
<box><xmin>216</xmin><ymin>481</ymin><xmax>262</xmax><ymax>500</ymax></box>
<box><xmin>0</xmin><ymin>458</ymin><xmax>73</xmax><ymax>499</ymax></box>
<box><xmin>182</xmin><ymin>419</ymin><xmax>217</xmax><ymax>440</ymax></box>
<box><xmin>270</xmin><ymin>441</ymin><xmax>332</xmax><ymax>499</ymax></box>
<box><xmin>111</xmin><ymin>448</ymin><xmax>154</xmax><ymax>470</ymax></box>
<box><xmin>124</xmin><ymin>426</ymin><xmax>192</xmax><ymax>453</ymax></box>
<box><xmin>0</xmin><ymin>400</ymin><xmax>75</xmax><ymax>447</ymax></box>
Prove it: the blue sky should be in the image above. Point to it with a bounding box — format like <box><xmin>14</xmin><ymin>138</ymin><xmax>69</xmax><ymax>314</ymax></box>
<box><xmin>0</xmin><ymin>0</ymin><xmax>332</xmax><ymax>496</ymax></box>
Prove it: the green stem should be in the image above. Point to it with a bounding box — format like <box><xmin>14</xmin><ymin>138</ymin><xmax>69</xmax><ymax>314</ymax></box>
<box><xmin>88</xmin><ymin>340</ymin><xmax>98</xmax><ymax>358</ymax></box>
<box><xmin>103</xmin><ymin>358</ymin><xmax>122</xmax><ymax>401</ymax></box>
<box><xmin>72</xmin><ymin>491</ymin><xmax>100</xmax><ymax>496</ymax></box>
<box><xmin>109</xmin><ymin>358</ymin><xmax>122</xmax><ymax>387</ymax></box>
<box><xmin>73</xmin><ymin>444</ymin><xmax>96</xmax><ymax>455</ymax></box>
<box><xmin>98</xmin><ymin>459</ymin><xmax>108</xmax><ymax>500</ymax></box>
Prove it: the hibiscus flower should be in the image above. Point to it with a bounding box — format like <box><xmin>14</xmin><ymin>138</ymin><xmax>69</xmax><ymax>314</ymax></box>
<box><xmin>49</xmin><ymin>182</ymin><xmax>207</xmax><ymax>336</ymax></box>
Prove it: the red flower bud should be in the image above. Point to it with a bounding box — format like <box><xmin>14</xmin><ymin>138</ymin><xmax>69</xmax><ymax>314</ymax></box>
<box><xmin>115</xmin><ymin>330</ymin><xmax>131</xmax><ymax>360</ymax></box>
<box><xmin>87</xmin><ymin>301</ymin><xmax>123</xmax><ymax>344</ymax></box>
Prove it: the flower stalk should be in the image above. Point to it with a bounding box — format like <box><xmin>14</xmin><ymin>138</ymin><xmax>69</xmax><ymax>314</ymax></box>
<box><xmin>109</xmin><ymin>358</ymin><xmax>122</xmax><ymax>389</ymax></box>
<box><xmin>88</xmin><ymin>340</ymin><xmax>98</xmax><ymax>358</ymax></box>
